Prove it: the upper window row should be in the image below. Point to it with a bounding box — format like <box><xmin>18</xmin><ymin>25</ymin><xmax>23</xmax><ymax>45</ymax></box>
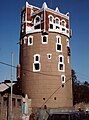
<box><xmin>48</xmin><ymin>15</ymin><xmax>67</xmax><ymax>27</ymax></box>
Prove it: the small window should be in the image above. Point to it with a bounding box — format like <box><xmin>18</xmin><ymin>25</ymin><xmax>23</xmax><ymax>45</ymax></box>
<box><xmin>62</xmin><ymin>28</ymin><xmax>65</xmax><ymax>31</ymax></box>
<box><xmin>50</xmin><ymin>24</ymin><xmax>53</xmax><ymax>29</ymax></box>
<box><xmin>42</xmin><ymin>35</ymin><xmax>48</xmax><ymax>44</ymax></box>
<box><xmin>57</xmin><ymin>44</ymin><xmax>62</xmax><ymax>51</ymax></box>
<box><xmin>36</xmin><ymin>17</ymin><xmax>40</xmax><ymax>23</ymax></box>
<box><xmin>49</xmin><ymin>16</ymin><xmax>53</xmax><ymax>22</ymax></box>
<box><xmin>59</xmin><ymin>55</ymin><xmax>64</xmax><ymax>63</ymax></box>
<box><xmin>34</xmin><ymin>24</ymin><xmax>40</xmax><ymax>29</ymax></box>
<box><xmin>58</xmin><ymin>63</ymin><xmax>65</xmax><ymax>72</ymax></box>
<box><xmin>28</xmin><ymin>36</ymin><xmax>33</xmax><ymax>46</ymax></box>
<box><xmin>54</xmin><ymin>97</ymin><xmax>56</xmax><ymax>100</ymax></box>
<box><xmin>55</xmin><ymin>19</ymin><xmax>59</xmax><ymax>24</ymax></box>
<box><xmin>35</xmin><ymin>56</ymin><xmax>39</xmax><ymax>61</ymax></box>
<box><xmin>60</xmin><ymin>64</ymin><xmax>64</xmax><ymax>70</ymax></box>
<box><xmin>12</xmin><ymin>98</ymin><xmax>16</xmax><ymax>107</ymax></box>
<box><xmin>61</xmin><ymin>20</ymin><xmax>66</xmax><ymax>27</ymax></box>
<box><xmin>56</xmin><ymin>26</ymin><xmax>59</xmax><ymax>29</ymax></box>
<box><xmin>61</xmin><ymin>75</ymin><xmax>66</xmax><ymax>84</ymax></box>
<box><xmin>47</xmin><ymin>54</ymin><xmax>52</xmax><ymax>59</ymax></box>
<box><xmin>34</xmin><ymin>63</ymin><xmax>40</xmax><ymax>70</ymax></box>
<box><xmin>43</xmin><ymin>98</ymin><xmax>45</xmax><ymax>100</ymax></box>
<box><xmin>33</xmin><ymin>54</ymin><xmax>41</xmax><ymax>72</ymax></box>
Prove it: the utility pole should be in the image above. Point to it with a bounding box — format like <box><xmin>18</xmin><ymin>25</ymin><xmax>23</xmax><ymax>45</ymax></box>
<box><xmin>10</xmin><ymin>52</ymin><xmax>13</xmax><ymax>120</ymax></box>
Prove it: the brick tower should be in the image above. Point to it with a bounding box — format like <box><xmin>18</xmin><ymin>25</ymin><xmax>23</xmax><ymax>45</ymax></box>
<box><xmin>17</xmin><ymin>2</ymin><xmax>73</xmax><ymax>111</ymax></box>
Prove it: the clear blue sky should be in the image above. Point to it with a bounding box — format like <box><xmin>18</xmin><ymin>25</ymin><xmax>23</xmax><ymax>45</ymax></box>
<box><xmin>0</xmin><ymin>0</ymin><xmax>89</xmax><ymax>82</ymax></box>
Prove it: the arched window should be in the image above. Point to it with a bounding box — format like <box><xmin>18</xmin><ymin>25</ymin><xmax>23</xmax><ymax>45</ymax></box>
<box><xmin>34</xmin><ymin>15</ymin><xmax>41</xmax><ymax>29</ymax></box>
<box><xmin>61</xmin><ymin>19</ymin><xmax>66</xmax><ymax>27</ymax></box>
<box><xmin>48</xmin><ymin>15</ymin><xmax>54</xmax><ymax>29</ymax></box>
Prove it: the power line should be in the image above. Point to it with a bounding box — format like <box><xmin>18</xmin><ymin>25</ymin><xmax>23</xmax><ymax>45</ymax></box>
<box><xmin>40</xmin><ymin>77</ymin><xmax>71</xmax><ymax>107</ymax></box>
<box><xmin>0</xmin><ymin>61</ymin><xmax>71</xmax><ymax>77</ymax></box>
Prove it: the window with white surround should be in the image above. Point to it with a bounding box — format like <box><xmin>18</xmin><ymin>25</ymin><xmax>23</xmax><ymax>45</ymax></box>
<box><xmin>42</xmin><ymin>35</ymin><xmax>48</xmax><ymax>44</ymax></box>
<box><xmin>33</xmin><ymin>54</ymin><xmax>41</xmax><ymax>72</ymax></box>
<box><xmin>61</xmin><ymin>75</ymin><xmax>66</xmax><ymax>84</ymax></box>
<box><xmin>61</xmin><ymin>19</ymin><xmax>66</xmax><ymax>27</ymax></box>
<box><xmin>47</xmin><ymin>54</ymin><xmax>52</xmax><ymax>59</ymax></box>
<box><xmin>58</xmin><ymin>55</ymin><xmax>65</xmax><ymax>72</ymax></box>
<box><xmin>56</xmin><ymin>36</ymin><xmax>62</xmax><ymax>52</ymax></box>
<box><xmin>28</xmin><ymin>36</ymin><xmax>33</xmax><ymax>46</ymax></box>
<box><xmin>55</xmin><ymin>17</ymin><xmax>60</xmax><ymax>29</ymax></box>
<box><xmin>48</xmin><ymin>15</ymin><xmax>54</xmax><ymax>29</ymax></box>
<box><xmin>66</xmin><ymin>38</ymin><xmax>69</xmax><ymax>47</ymax></box>
<box><xmin>34</xmin><ymin>15</ymin><xmax>41</xmax><ymax>29</ymax></box>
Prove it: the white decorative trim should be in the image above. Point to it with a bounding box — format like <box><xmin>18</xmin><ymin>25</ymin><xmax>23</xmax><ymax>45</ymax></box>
<box><xmin>56</xmin><ymin>35</ymin><xmax>62</xmax><ymax>52</ymax></box>
<box><xmin>34</xmin><ymin>54</ymin><xmax>40</xmax><ymax>62</ymax></box>
<box><xmin>59</xmin><ymin>55</ymin><xmax>64</xmax><ymax>63</ymax></box>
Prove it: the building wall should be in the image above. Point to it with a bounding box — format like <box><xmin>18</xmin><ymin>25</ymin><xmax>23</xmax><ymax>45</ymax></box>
<box><xmin>20</xmin><ymin>32</ymin><xmax>72</xmax><ymax>109</ymax></box>
<box><xmin>19</xmin><ymin>2</ymin><xmax>73</xmax><ymax>110</ymax></box>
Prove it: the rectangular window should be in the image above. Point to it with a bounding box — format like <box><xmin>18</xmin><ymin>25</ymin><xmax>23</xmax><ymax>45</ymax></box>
<box><xmin>28</xmin><ymin>36</ymin><xmax>33</xmax><ymax>46</ymax></box>
<box><xmin>42</xmin><ymin>35</ymin><xmax>48</xmax><ymax>44</ymax></box>
<box><xmin>57</xmin><ymin>44</ymin><xmax>61</xmax><ymax>51</ymax></box>
<box><xmin>50</xmin><ymin>24</ymin><xmax>53</xmax><ymax>29</ymax></box>
<box><xmin>17</xmin><ymin>99</ymin><xmax>21</xmax><ymax>107</ymax></box>
<box><xmin>58</xmin><ymin>55</ymin><xmax>65</xmax><ymax>72</ymax></box>
<box><xmin>33</xmin><ymin>54</ymin><xmax>41</xmax><ymax>72</ymax></box>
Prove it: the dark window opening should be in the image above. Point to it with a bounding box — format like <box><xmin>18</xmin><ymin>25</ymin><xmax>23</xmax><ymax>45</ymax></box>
<box><xmin>54</xmin><ymin>97</ymin><xmax>56</xmax><ymax>100</ymax></box>
<box><xmin>62</xmin><ymin>76</ymin><xmax>65</xmax><ymax>82</ymax></box>
<box><xmin>29</xmin><ymin>38</ymin><xmax>32</xmax><ymax>44</ymax></box>
<box><xmin>36</xmin><ymin>17</ymin><xmax>40</xmax><ymax>23</ymax></box>
<box><xmin>34</xmin><ymin>24</ymin><xmax>40</xmax><ymax>29</ymax></box>
<box><xmin>43</xmin><ymin>98</ymin><xmax>45</xmax><ymax>100</ymax></box>
<box><xmin>17</xmin><ymin>99</ymin><xmax>21</xmax><ymax>107</ymax></box>
<box><xmin>67</xmin><ymin>47</ymin><xmax>71</xmax><ymax>56</ymax></box>
<box><xmin>62</xmin><ymin>28</ymin><xmax>65</xmax><ymax>31</ymax></box>
<box><xmin>48</xmin><ymin>55</ymin><xmax>51</xmax><ymax>59</ymax></box>
<box><xmin>60</xmin><ymin>57</ymin><xmax>62</xmax><ymax>62</ymax></box>
<box><xmin>50</xmin><ymin>24</ymin><xmax>53</xmax><ymax>29</ymax></box>
<box><xmin>34</xmin><ymin>63</ymin><xmax>39</xmax><ymax>70</ymax></box>
<box><xmin>35</xmin><ymin>56</ymin><xmax>39</xmax><ymax>61</ymax></box>
<box><xmin>56</xmin><ymin>26</ymin><xmax>59</xmax><ymax>29</ymax></box>
<box><xmin>43</xmin><ymin>36</ymin><xmax>47</xmax><ymax>42</ymax></box>
<box><xmin>60</xmin><ymin>64</ymin><xmax>63</xmax><ymax>70</ymax></box>
<box><xmin>62</xmin><ymin>84</ymin><xmax>64</xmax><ymax>87</ymax></box>
<box><xmin>57</xmin><ymin>44</ymin><xmax>61</xmax><ymax>51</ymax></box>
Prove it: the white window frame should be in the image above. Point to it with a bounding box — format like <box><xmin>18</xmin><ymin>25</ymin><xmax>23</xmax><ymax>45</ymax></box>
<box><xmin>55</xmin><ymin>17</ymin><xmax>60</xmax><ymax>29</ymax></box>
<box><xmin>61</xmin><ymin>19</ymin><xmax>66</xmax><ymax>27</ymax></box>
<box><xmin>48</xmin><ymin>15</ymin><xmax>54</xmax><ymax>29</ymax></box>
<box><xmin>56</xmin><ymin>35</ymin><xmax>62</xmax><ymax>52</ymax></box>
<box><xmin>28</xmin><ymin>36</ymin><xmax>33</xmax><ymax>46</ymax></box>
<box><xmin>58</xmin><ymin>55</ymin><xmax>65</xmax><ymax>72</ymax></box>
<box><xmin>33</xmin><ymin>54</ymin><xmax>41</xmax><ymax>72</ymax></box>
<box><xmin>61</xmin><ymin>75</ymin><xmax>66</xmax><ymax>84</ymax></box>
<box><xmin>34</xmin><ymin>15</ymin><xmax>41</xmax><ymax>26</ymax></box>
<box><xmin>66</xmin><ymin>38</ymin><xmax>70</xmax><ymax>47</ymax></box>
<box><xmin>47</xmin><ymin>53</ymin><xmax>52</xmax><ymax>59</ymax></box>
<box><xmin>41</xmin><ymin>35</ymin><xmax>48</xmax><ymax>44</ymax></box>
